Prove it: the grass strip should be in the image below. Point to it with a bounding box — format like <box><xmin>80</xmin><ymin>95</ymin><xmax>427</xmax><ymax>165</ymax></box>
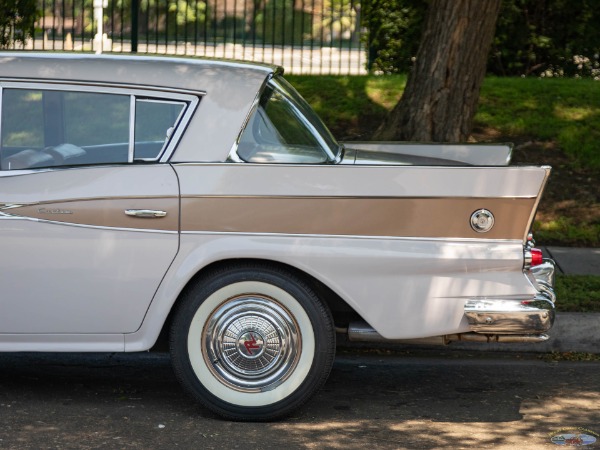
<box><xmin>555</xmin><ymin>275</ymin><xmax>600</xmax><ymax>312</ymax></box>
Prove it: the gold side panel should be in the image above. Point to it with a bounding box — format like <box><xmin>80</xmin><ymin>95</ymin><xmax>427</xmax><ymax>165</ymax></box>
<box><xmin>181</xmin><ymin>197</ymin><xmax>536</xmax><ymax>240</ymax></box>
<box><xmin>4</xmin><ymin>198</ymin><xmax>178</xmax><ymax>231</ymax></box>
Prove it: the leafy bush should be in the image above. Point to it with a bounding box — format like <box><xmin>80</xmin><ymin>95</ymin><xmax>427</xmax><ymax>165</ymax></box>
<box><xmin>361</xmin><ymin>0</ymin><xmax>425</xmax><ymax>73</ymax></box>
<box><xmin>0</xmin><ymin>0</ymin><xmax>37</xmax><ymax>48</ymax></box>
<box><xmin>363</xmin><ymin>0</ymin><xmax>600</xmax><ymax>78</ymax></box>
<box><xmin>490</xmin><ymin>0</ymin><xmax>600</xmax><ymax>77</ymax></box>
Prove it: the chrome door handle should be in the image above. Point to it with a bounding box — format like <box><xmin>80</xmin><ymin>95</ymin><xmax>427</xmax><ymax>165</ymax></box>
<box><xmin>124</xmin><ymin>209</ymin><xmax>167</xmax><ymax>218</ymax></box>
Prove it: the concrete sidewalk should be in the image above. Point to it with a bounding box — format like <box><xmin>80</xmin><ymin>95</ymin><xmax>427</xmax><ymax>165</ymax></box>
<box><xmin>541</xmin><ymin>246</ymin><xmax>600</xmax><ymax>276</ymax></box>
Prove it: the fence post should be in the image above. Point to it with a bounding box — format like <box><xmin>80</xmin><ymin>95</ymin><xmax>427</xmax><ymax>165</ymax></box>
<box><xmin>131</xmin><ymin>0</ymin><xmax>139</xmax><ymax>53</ymax></box>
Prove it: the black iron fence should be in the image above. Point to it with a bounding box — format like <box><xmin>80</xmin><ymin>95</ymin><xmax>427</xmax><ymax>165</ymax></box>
<box><xmin>17</xmin><ymin>0</ymin><xmax>366</xmax><ymax>74</ymax></box>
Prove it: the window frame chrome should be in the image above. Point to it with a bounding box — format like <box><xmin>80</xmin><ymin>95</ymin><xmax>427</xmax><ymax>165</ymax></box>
<box><xmin>135</xmin><ymin>98</ymin><xmax>188</xmax><ymax>162</ymax></box>
<box><xmin>0</xmin><ymin>80</ymin><xmax>200</xmax><ymax>166</ymax></box>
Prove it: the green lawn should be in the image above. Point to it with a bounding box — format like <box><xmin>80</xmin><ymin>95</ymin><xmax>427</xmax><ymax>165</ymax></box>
<box><xmin>555</xmin><ymin>275</ymin><xmax>600</xmax><ymax>312</ymax></box>
<box><xmin>288</xmin><ymin>75</ymin><xmax>600</xmax><ymax>168</ymax></box>
<box><xmin>478</xmin><ymin>77</ymin><xmax>600</xmax><ymax>169</ymax></box>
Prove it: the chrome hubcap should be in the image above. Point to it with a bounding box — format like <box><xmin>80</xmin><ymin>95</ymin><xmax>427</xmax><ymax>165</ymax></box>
<box><xmin>202</xmin><ymin>295</ymin><xmax>301</xmax><ymax>392</ymax></box>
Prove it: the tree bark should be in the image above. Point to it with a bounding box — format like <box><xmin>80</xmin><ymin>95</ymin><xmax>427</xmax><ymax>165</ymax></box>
<box><xmin>373</xmin><ymin>0</ymin><xmax>502</xmax><ymax>142</ymax></box>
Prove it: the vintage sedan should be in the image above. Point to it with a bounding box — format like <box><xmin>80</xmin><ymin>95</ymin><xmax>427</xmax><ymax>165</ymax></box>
<box><xmin>0</xmin><ymin>53</ymin><xmax>555</xmax><ymax>420</ymax></box>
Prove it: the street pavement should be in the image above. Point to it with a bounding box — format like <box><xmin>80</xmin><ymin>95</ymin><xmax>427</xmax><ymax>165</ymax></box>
<box><xmin>0</xmin><ymin>351</ymin><xmax>598</xmax><ymax>449</ymax></box>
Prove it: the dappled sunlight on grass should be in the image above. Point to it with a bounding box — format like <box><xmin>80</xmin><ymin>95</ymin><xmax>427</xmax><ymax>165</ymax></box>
<box><xmin>534</xmin><ymin>216</ymin><xmax>599</xmax><ymax>247</ymax></box>
<box><xmin>554</xmin><ymin>106</ymin><xmax>597</xmax><ymax>121</ymax></box>
<box><xmin>288</xmin><ymin>75</ymin><xmax>600</xmax><ymax>168</ymax></box>
<box><xmin>365</xmin><ymin>76</ymin><xmax>406</xmax><ymax>110</ymax></box>
<box><xmin>476</xmin><ymin>77</ymin><xmax>600</xmax><ymax>168</ymax></box>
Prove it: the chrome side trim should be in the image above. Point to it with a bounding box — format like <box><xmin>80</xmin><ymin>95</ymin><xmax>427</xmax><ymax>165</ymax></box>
<box><xmin>227</xmin><ymin>73</ymin><xmax>272</xmax><ymax>163</ymax></box>
<box><xmin>181</xmin><ymin>194</ymin><xmax>537</xmax><ymax>200</ymax></box>
<box><xmin>0</xmin><ymin>77</ymin><xmax>207</xmax><ymax>97</ymax></box>
<box><xmin>159</xmin><ymin>96</ymin><xmax>200</xmax><ymax>163</ymax></box>
<box><xmin>1</xmin><ymin>194</ymin><xmax>174</xmax><ymax>205</ymax></box>
<box><xmin>135</xmin><ymin>99</ymin><xmax>187</xmax><ymax>162</ymax></box>
<box><xmin>128</xmin><ymin>95</ymin><xmax>136</xmax><ymax>163</ymax></box>
<box><xmin>0</xmin><ymin>203</ymin><xmax>29</xmax><ymax>210</ymax></box>
<box><xmin>524</xmin><ymin>165</ymin><xmax>551</xmax><ymax>242</ymax></box>
<box><xmin>181</xmin><ymin>229</ymin><xmax>522</xmax><ymax>243</ymax></box>
<box><xmin>0</xmin><ymin>214</ymin><xmax>177</xmax><ymax>234</ymax></box>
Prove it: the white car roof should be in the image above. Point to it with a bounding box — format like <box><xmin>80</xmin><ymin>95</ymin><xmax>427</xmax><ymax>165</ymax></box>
<box><xmin>0</xmin><ymin>53</ymin><xmax>277</xmax><ymax>162</ymax></box>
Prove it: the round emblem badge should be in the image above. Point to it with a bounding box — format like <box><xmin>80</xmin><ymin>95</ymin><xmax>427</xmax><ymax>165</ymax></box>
<box><xmin>238</xmin><ymin>331</ymin><xmax>265</xmax><ymax>358</ymax></box>
<box><xmin>470</xmin><ymin>209</ymin><xmax>495</xmax><ymax>233</ymax></box>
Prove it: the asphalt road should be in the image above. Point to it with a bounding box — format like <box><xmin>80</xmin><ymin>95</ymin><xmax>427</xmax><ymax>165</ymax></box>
<box><xmin>0</xmin><ymin>349</ymin><xmax>598</xmax><ymax>449</ymax></box>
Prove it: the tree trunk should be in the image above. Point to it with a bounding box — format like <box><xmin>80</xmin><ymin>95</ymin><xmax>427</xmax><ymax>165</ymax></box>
<box><xmin>373</xmin><ymin>0</ymin><xmax>502</xmax><ymax>142</ymax></box>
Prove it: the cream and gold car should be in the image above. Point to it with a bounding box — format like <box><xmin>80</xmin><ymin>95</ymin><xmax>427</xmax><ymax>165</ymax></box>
<box><xmin>0</xmin><ymin>53</ymin><xmax>555</xmax><ymax>420</ymax></box>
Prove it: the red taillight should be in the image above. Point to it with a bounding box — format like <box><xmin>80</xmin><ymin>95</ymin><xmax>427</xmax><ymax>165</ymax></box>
<box><xmin>530</xmin><ymin>248</ymin><xmax>543</xmax><ymax>267</ymax></box>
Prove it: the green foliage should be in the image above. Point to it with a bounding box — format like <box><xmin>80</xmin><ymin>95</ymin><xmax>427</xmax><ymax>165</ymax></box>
<box><xmin>490</xmin><ymin>0</ymin><xmax>600</xmax><ymax>77</ymax></box>
<box><xmin>253</xmin><ymin>0</ymin><xmax>311</xmax><ymax>45</ymax></box>
<box><xmin>0</xmin><ymin>0</ymin><xmax>38</xmax><ymax>48</ymax></box>
<box><xmin>314</xmin><ymin>0</ymin><xmax>358</xmax><ymax>44</ymax></box>
<box><xmin>136</xmin><ymin>0</ymin><xmax>208</xmax><ymax>39</ymax></box>
<box><xmin>363</xmin><ymin>0</ymin><xmax>600</xmax><ymax>77</ymax></box>
<box><xmin>167</xmin><ymin>0</ymin><xmax>207</xmax><ymax>26</ymax></box>
<box><xmin>555</xmin><ymin>275</ymin><xmax>600</xmax><ymax>312</ymax></box>
<box><xmin>361</xmin><ymin>0</ymin><xmax>425</xmax><ymax>73</ymax></box>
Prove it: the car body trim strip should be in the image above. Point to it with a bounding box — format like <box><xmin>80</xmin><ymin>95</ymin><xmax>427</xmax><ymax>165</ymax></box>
<box><xmin>180</xmin><ymin>196</ymin><xmax>535</xmax><ymax>240</ymax></box>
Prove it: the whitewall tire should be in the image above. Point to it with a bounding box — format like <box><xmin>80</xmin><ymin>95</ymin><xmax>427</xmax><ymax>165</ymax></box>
<box><xmin>170</xmin><ymin>263</ymin><xmax>335</xmax><ymax>421</ymax></box>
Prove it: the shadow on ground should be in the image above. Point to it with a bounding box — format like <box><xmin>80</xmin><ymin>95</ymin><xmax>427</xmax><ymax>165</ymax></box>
<box><xmin>0</xmin><ymin>351</ymin><xmax>598</xmax><ymax>449</ymax></box>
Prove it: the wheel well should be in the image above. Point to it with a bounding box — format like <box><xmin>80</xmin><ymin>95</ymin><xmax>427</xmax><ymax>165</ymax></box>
<box><xmin>151</xmin><ymin>258</ymin><xmax>360</xmax><ymax>351</ymax></box>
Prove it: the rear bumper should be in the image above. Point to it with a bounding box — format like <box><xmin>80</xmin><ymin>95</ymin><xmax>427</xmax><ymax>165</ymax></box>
<box><xmin>464</xmin><ymin>259</ymin><xmax>556</xmax><ymax>335</ymax></box>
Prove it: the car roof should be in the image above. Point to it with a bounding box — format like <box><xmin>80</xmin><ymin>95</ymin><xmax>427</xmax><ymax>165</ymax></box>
<box><xmin>0</xmin><ymin>53</ymin><xmax>277</xmax><ymax>162</ymax></box>
<box><xmin>0</xmin><ymin>52</ymin><xmax>275</xmax><ymax>91</ymax></box>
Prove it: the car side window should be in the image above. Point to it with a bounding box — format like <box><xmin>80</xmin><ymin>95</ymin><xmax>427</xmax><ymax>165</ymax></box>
<box><xmin>236</xmin><ymin>77</ymin><xmax>338</xmax><ymax>164</ymax></box>
<box><xmin>0</xmin><ymin>87</ymin><xmax>187</xmax><ymax>170</ymax></box>
<box><xmin>134</xmin><ymin>99</ymin><xmax>185</xmax><ymax>161</ymax></box>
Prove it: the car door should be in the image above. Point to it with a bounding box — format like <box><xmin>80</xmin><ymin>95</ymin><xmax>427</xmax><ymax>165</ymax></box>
<box><xmin>0</xmin><ymin>84</ymin><xmax>196</xmax><ymax>334</ymax></box>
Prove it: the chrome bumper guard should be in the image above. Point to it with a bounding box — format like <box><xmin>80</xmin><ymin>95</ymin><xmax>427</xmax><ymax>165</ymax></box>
<box><xmin>464</xmin><ymin>259</ymin><xmax>557</xmax><ymax>335</ymax></box>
